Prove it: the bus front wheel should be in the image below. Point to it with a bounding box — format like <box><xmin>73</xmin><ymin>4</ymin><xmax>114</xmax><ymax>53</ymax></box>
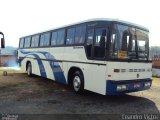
<box><xmin>72</xmin><ymin>71</ymin><xmax>84</xmax><ymax>94</ymax></box>
<box><xmin>27</xmin><ymin>62</ymin><xmax>33</xmax><ymax>77</ymax></box>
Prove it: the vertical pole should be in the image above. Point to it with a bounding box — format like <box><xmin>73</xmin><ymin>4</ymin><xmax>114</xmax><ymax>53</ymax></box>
<box><xmin>0</xmin><ymin>32</ymin><xmax>4</xmax><ymax>66</ymax></box>
<box><xmin>0</xmin><ymin>49</ymin><xmax>1</xmax><ymax>67</ymax></box>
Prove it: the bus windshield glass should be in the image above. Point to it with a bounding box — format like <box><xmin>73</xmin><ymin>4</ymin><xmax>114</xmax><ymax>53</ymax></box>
<box><xmin>110</xmin><ymin>24</ymin><xmax>149</xmax><ymax>61</ymax></box>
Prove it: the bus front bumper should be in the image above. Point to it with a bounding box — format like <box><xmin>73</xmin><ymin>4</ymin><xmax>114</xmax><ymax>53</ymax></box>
<box><xmin>106</xmin><ymin>78</ymin><xmax>152</xmax><ymax>95</ymax></box>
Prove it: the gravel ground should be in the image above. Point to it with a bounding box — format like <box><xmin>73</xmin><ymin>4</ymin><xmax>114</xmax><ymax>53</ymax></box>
<box><xmin>0</xmin><ymin>73</ymin><xmax>159</xmax><ymax>114</ymax></box>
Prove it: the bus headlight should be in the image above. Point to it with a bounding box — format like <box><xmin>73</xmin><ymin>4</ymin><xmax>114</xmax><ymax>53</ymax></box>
<box><xmin>117</xmin><ymin>85</ymin><xmax>127</xmax><ymax>91</ymax></box>
<box><xmin>145</xmin><ymin>82</ymin><xmax>151</xmax><ymax>87</ymax></box>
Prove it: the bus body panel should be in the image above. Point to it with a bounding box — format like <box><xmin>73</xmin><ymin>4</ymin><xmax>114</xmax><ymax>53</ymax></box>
<box><xmin>106</xmin><ymin>62</ymin><xmax>152</xmax><ymax>81</ymax></box>
<box><xmin>105</xmin><ymin>78</ymin><xmax>152</xmax><ymax>95</ymax></box>
<box><xmin>105</xmin><ymin>62</ymin><xmax>152</xmax><ymax>95</ymax></box>
<box><xmin>63</xmin><ymin>46</ymin><xmax>107</xmax><ymax>95</ymax></box>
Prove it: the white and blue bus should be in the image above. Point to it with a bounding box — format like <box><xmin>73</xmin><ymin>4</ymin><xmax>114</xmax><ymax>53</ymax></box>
<box><xmin>18</xmin><ymin>19</ymin><xmax>152</xmax><ymax>95</ymax></box>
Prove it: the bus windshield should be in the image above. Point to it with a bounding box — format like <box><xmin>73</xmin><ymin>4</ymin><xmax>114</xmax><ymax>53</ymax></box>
<box><xmin>110</xmin><ymin>24</ymin><xmax>149</xmax><ymax>61</ymax></box>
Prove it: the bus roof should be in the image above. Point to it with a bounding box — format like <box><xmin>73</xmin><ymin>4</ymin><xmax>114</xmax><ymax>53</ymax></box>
<box><xmin>21</xmin><ymin>18</ymin><xmax>149</xmax><ymax>38</ymax></box>
<box><xmin>63</xmin><ymin>18</ymin><xmax>149</xmax><ymax>31</ymax></box>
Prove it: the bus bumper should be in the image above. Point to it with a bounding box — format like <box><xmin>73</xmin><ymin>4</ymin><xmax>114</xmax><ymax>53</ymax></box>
<box><xmin>106</xmin><ymin>78</ymin><xmax>152</xmax><ymax>95</ymax></box>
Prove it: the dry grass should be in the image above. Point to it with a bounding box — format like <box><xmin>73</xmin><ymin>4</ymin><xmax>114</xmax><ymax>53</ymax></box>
<box><xmin>0</xmin><ymin>67</ymin><xmax>23</xmax><ymax>76</ymax></box>
<box><xmin>0</xmin><ymin>72</ymin><xmax>159</xmax><ymax>114</ymax></box>
<box><xmin>152</xmin><ymin>77</ymin><xmax>160</xmax><ymax>86</ymax></box>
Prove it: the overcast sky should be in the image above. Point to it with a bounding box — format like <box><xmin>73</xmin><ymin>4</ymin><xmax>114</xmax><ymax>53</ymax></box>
<box><xmin>0</xmin><ymin>0</ymin><xmax>159</xmax><ymax>47</ymax></box>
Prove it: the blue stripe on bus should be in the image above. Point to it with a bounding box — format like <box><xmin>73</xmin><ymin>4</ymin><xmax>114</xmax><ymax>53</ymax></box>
<box><xmin>18</xmin><ymin>53</ymin><xmax>47</xmax><ymax>78</ymax></box>
<box><xmin>49</xmin><ymin>61</ymin><xmax>66</xmax><ymax>84</ymax></box>
<box><xmin>19</xmin><ymin>50</ymin><xmax>67</xmax><ymax>84</ymax></box>
<box><xmin>33</xmin><ymin>54</ymin><xmax>47</xmax><ymax>77</ymax></box>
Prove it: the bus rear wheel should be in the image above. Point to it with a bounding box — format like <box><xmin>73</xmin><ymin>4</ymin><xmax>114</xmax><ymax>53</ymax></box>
<box><xmin>27</xmin><ymin>62</ymin><xmax>33</xmax><ymax>77</ymax></box>
<box><xmin>72</xmin><ymin>71</ymin><xmax>84</xmax><ymax>94</ymax></box>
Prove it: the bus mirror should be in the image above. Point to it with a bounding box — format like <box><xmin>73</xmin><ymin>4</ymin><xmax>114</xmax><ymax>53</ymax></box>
<box><xmin>1</xmin><ymin>38</ymin><xmax>5</xmax><ymax>48</ymax></box>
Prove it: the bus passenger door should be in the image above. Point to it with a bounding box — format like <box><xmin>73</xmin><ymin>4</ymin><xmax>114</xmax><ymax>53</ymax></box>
<box><xmin>86</xmin><ymin>29</ymin><xmax>94</xmax><ymax>58</ymax></box>
<box><xmin>85</xmin><ymin>27</ymin><xmax>107</xmax><ymax>95</ymax></box>
<box><xmin>93</xmin><ymin>28</ymin><xmax>107</xmax><ymax>95</ymax></box>
<box><xmin>86</xmin><ymin>28</ymin><xmax>107</xmax><ymax>59</ymax></box>
<box><xmin>93</xmin><ymin>28</ymin><xmax>107</xmax><ymax>59</ymax></box>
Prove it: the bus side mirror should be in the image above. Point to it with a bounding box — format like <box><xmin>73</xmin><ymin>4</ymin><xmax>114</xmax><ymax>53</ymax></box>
<box><xmin>1</xmin><ymin>38</ymin><xmax>5</xmax><ymax>48</ymax></box>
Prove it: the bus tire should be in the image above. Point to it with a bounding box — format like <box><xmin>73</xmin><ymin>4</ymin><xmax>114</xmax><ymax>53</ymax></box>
<box><xmin>27</xmin><ymin>62</ymin><xmax>33</xmax><ymax>77</ymax></box>
<box><xmin>72</xmin><ymin>71</ymin><xmax>84</xmax><ymax>94</ymax></box>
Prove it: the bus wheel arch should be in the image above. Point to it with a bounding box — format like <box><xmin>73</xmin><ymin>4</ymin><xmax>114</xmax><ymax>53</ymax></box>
<box><xmin>68</xmin><ymin>67</ymin><xmax>84</xmax><ymax>93</ymax></box>
<box><xmin>26</xmin><ymin>61</ymin><xmax>33</xmax><ymax>77</ymax></box>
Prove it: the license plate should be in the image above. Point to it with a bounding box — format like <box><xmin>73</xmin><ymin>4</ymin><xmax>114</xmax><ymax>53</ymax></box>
<box><xmin>133</xmin><ymin>83</ymin><xmax>141</xmax><ymax>88</ymax></box>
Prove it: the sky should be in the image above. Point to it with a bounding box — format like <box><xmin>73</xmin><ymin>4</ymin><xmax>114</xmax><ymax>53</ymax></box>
<box><xmin>0</xmin><ymin>0</ymin><xmax>159</xmax><ymax>47</ymax></box>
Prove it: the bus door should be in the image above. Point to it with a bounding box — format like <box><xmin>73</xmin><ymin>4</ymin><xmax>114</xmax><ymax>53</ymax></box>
<box><xmin>86</xmin><ymin>27</ymin><xmax>107</xmax><ymax>59</ymax></box>
<box><xmin>85</xmin><ymin>27</ymin><xmax>107</xmax><ymax>94</ymax></box>
<box><xmin>93</xmin><ymin>28</ymin><xmax>107</xmax><ymax>59</ymax></box>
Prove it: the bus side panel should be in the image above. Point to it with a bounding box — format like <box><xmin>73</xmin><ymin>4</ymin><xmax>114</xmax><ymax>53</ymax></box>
<box><xmin>20</xmin><ymin>56</ymin><xmax>27</xmax><ymax>73</ymax></box>
<box><xmin>31</xmin><ymin>58</ymin><xmax>41</xmax><ymax>76</ymax></box>
<box><xmin>49</xmin><ymin>47</ymin><xmax>67</xmax><ymax>84</ymax></box>
<box><xmin>106</xmin><ymin>62</ymin><xmax>152</xmax><ymax>81</ymax></box>
<box><xmin>63</xmin><ymin>46</ymin><xmax>107</xmax><ymax>95</ymax></box>
<box><xmin>66</xmin><ymin>62</ymin><xmax>106</xmax><ymax>95</ymax></box>
<box><xmin>32</xmin><ymin>51</ymin><xmax>54</xmax><ymax>79</ymax></box>
<box><xmin>18</xmin><ymin>48</ymin><xmax>67</xmax><ymax>84</ymax></box>
<box><xmin>85</xmin><ymin>64</ymin><xmax>106</xmax><ymax>95</ymax></box>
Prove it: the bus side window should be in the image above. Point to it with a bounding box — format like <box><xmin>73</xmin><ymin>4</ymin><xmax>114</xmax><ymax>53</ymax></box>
<box><xmin>31</xmin><ymin>36</ymin><xmax>35</xmax><ymax>47</ymax></box>
<box><xmin>31</xmin><ymin>35</ymin><xmax>39</xmax><ymax>47</ymax></box>
<box><xmin>40</xmin><ymin>32</ymin><xmax>50</xmax><ymax>47</ymax></box>
<box><xmin>86</xmin><ymin>29</ymin><xmax>94</xmax><ymax>58</ymax></box>
<box><xmin>24</xmin><ymin>37</ymin><xmax>31</xmax><ymax>48</ymax></box>
<box><xmin>19</xmin><ymin>38</ymin><xmax>24</xmax><ymax>48</ymax></box>
<box><xmin>57</xmin><ymin>29</ymin><xmax>65</xmax><ymax>45</ymax></box>
<box><xmin>75</xmin><ymin>25</ymin><xmax>86</xmax><ymax>44</ymax></box>
<box><xmin>40</xmin><ymin>34</ymin><xmax>45</xmax><ymax>46</ymax></box>
<box><xmin>44</xmin><ymin>32</ymin><xmax>50</xmax><ymax>46</ymax></box>
<box><xmin>51</xmin><ymin>31</ymin><xmax>57</xmax><ymax>46</ymax></box>
<box><xmin>66</xmin><ymin>28</ymin><xmax>75</xmax><ymax>45</ymax></box>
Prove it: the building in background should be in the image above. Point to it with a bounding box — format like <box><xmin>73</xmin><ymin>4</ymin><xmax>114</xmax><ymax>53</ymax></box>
<box><xmin>152</xmin><ymin>55</ymin><xmax>160</xmax><ymax>77</ymax></box>
<box><xmin>0</xmin><ymin>46</ymin><xmax>17</xmax><ymax>67</ymax></box>
<box><xmin>150</xmin><ymin>46</ymin><xmax>160</xmax><ymax>77</ymax></box>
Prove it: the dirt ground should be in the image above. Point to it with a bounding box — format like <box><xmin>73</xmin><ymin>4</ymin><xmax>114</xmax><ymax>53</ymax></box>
<box><xmin>0</xmin><ymin>73</ymin><xmax>159</xmax><ymax>114</ymax></box>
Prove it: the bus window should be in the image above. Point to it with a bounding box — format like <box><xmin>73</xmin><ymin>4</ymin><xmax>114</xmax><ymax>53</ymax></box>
<box><xmin>19</xmin><ymin>38</ymin><xmax>24</xmax><ymax>48</ymax></box>
<box><xmin>57</xmin><ymin>29</ymin><xmax>65</xmax><ymax>45</ymax></box>
<box><xmin>51</xmin><ymin>31</ymin><xmax>57</xmax><ymax>46</ymax></box>
<box><xmin>24</xmin><ymin>37</ymin><xmax>31</xmax><ymax>48</ymax></box>
<box><xmin>40</xmin><ymin>32</ymin><xmax>50</xmax><ymax>47</ymax></box>
<box><xmin>75</xmin><ymin>25</ymin><xmax>86</xmax><ymax>44</ymax></box>
<box><xmin>94</xmin><ymin>28</ymin><xmax>106</xmax><ymax>58</ymax></box>
<box><xmin>66</xmin><ymin>28</ymin><xmax>75</xmax><ymax>45</ymax></box>
<box><xmin>31</xmin><ymin>35</ymin><xmax>39</xmax><ymax>47</ymax></box>
<box><xmin>86</xmin><ymin>29</ymin><xmax>94</xmax><ymax>58</ymax></box>
<box><xmin>40</xmin><ymin>34</ymin><xmax>44</xmax><ymax>46</ymax></box>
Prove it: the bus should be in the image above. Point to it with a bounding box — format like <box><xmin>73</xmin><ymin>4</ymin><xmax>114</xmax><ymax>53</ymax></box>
<box><xmin>18</xmin><ymin>18</ymin><xmax>152</xmax><ymax>95</ymax></box>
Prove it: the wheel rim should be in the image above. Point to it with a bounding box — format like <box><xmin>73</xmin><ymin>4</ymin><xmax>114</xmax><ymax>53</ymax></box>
<box><xmin>73</xmin><ymin>76</ymin><xmax>81</xmax><ymax>92</ymax></box>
